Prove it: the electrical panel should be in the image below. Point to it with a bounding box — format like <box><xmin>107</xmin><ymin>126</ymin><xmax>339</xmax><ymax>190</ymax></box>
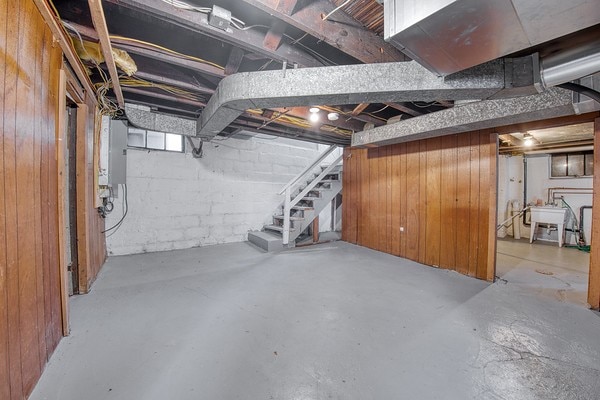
<box><xmin>109</xmin><ymin>119</ymin><xmax>128</xmax><ymax>185</ymax></box>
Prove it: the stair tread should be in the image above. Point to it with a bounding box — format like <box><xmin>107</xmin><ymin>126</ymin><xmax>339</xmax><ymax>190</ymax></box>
<box><xmin>302</xmin><ymin>196</ymin><xmax>320</xmax><ymax>201</ymax></box>
<box><xmin>264</xmin><ymin>224</ymin><xmax>295</xmax><ymax>232</ymax></box>
<box><xmin>273</xmin><ymin>215</ymin><xmax>304</xmax><ymax>221</ymax></box>
<box><xmin>292</xmin><ymin>206</ymin><xmax>313</xmax><ymax>210</ymax></box>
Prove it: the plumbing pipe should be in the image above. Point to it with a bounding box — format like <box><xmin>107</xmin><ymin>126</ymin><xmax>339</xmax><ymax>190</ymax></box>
<box><xmin>522</xmin><ymin>157</ymin><xmax>530</xmax><ymax>227</ymax></box>
<box><xmin>579</xmin><ymin>205</ymin><xmax>593</xmax><ymax>245</ymax></box>
<box><xmin>547</xmin><ymin>187</ymin><xmax>593</xmax><ymax>204</ymax></box>
<box><xmin>497</xmin><ymin>207</ymin><xmax>529</xmax><ymax>231</ymax></box>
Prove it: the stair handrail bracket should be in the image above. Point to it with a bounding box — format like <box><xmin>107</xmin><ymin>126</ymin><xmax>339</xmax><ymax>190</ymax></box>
<box><xmin>279</xmin><ymin>145</ymin><xmax>343</xmax><ymax>245</ymax></box>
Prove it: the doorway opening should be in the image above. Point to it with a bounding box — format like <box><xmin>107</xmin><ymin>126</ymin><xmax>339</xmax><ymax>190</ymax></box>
<box><xmin>496</xmin><ymin>121</ymin><xmax>594</xmax><ymax>306</ymax></box>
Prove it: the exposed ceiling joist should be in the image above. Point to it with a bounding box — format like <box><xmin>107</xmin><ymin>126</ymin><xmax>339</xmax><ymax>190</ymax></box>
<box><xmin>263</xmin><ymin>20</ymin><xmax>287</xmax><ymax>51</ymax></box>
<box><xmin>240</xmin><ymin>0</ymin><xmax>407</xmax><ymax>63</ymax></box>
<box><xmin>225</xmin><ymin>47</ymin><xmax>245</xmax><ymax>76</ymax></box>
<box><xmin>274</xmin><ymin>0</ymin><xmax>300</xmax><ymax>15</ymax></box>
<box><xmin>384</xmin><ymin>102</ymin><xmax>422</xmax><ymax>117</ymax></box>
<box><xmin>121</xmin><ymin>87</ymin><xmax>206</xmax><ymax>108</ymax></box>
<box><xmin>103</xmin><ymin>0</ymin><xmax>324</xmax><ymax>68</ymax></box>
<box><xmin>133</xmin><ymin>71</ymin><xmax>214</xmax><ymax>95</ymax></box>
<box><xmin>64</xmin><ymin>21</ymin><xmax>227</xmax><ymax>78</ymax></box>
<box><xmin>88</xmin><ymin>0</ymin><xmax>125</xmax><ymax>107</ymax></box>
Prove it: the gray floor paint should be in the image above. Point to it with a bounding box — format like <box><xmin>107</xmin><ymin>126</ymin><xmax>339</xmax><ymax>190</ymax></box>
<box><xmin>30</xmin><ymin>241</ymin><xmax>600</xmax><ymax>400</ymax></box>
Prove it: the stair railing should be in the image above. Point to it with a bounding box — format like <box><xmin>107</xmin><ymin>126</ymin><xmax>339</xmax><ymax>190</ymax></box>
<box><xmin>278</xmin><ymin>145</ymin><xmax>343</xmax><ymax>245</ymax></box>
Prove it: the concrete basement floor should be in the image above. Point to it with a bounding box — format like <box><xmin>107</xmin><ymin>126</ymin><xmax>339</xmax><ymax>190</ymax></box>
<box><xmin>496</xmin><ymin>238</ymin><xmax>591</xmax><ymax>307</ymax></box>
<box><xmin>31</xmin><ymin>241</ymin><xmax>600</xmax><ymax>400</ymax></box>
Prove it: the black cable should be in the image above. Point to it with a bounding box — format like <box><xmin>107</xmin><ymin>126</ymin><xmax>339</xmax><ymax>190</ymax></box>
<box><xmin>557</xmin><ymin>82</ymin><xmax>600</xmax><ymax>104</ymax></box>
<box><xmin>102</xmin><ymin>184</ymin><xmax>128</xmax><ymax>234</ymax></box>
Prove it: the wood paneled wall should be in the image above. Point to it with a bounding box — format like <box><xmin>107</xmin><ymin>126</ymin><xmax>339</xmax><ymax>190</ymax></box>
<box><xmin>1</xmin><ymin>1</ymin><xmax>106</xmax><ymax>398</ymax></box>
<box><xmin>77</xmin><ymin>101</ymin><xmax>107</xmax><ymax>293</ymax></box>
<box><xmin>343</xmin><ymin>131</ymin><xmax>497</xmax><ymax>281</ymax></box>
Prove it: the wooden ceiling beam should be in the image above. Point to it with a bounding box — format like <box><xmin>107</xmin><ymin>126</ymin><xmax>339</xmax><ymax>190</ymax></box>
<box><xmin>103</xmin><ymin>0</ymin><xmax>323</xmax><ymax>67</ymax></box>
<box><xmin>64</xmin><ymin>21</ymin><xmax>226</xmax><ymax>79</ymax></box>
<box><xmin>225</xmin><ymin>47</ymin><xmax>245</xmax><ymax>76</ymax></box>
<box><xmin>384</xmin><ymin>102</ymin><xmax>422</xmax><ymax>117</ymax></box>
<box><xmin>263</xmin><ymin>20</ymin><xmax>287</xmax><ymax>52</ymax></box>
<box><xmin>121</xmin><ymin>87</ymin><xmax>206</xmax><ymax>108</ymax></box>
<box><xmin>88</xmin><ymin>0</ymin><xmax>125</xmax><ymax>107</ymax></box>
<box><xmin>274</xmin><ymin>0</ymin><xmax>299</xmax><ymax>15</ymax></box>
<box><xmin>240</xmin><ymin>0</ymin><xmax>407</xmax><ymax>63</ymax></box>
<box><xmin>133</xmin><ymin>71</ymin><xmax>214</xmax><ymax>95</ymax></box>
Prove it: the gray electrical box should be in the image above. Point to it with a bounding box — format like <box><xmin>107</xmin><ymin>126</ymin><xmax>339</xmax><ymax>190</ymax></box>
<box><xmin>109</xmin><ymin>120</ymin><xmax>127</xmax><ymax>185</ymax></box>
<box><xmin>209</xmin><ymin>5</ymin><xmax>232</xmax><ymax>31</ymax></box>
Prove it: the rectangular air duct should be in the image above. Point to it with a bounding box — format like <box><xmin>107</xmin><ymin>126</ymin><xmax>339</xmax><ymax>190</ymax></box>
<box><xmin>384</xmin><ymin>0</ymin><xmax>600</xmax><ymax>76</ymax></box>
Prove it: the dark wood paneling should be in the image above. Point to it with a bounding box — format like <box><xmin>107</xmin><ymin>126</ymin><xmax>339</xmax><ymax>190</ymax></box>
<box><xmin>425</xmin><ymin>137</ymin><xmax>442</xmax><ymax>267</ymax></box>
<box><xmin>4</xmin><ymin>1</ymin><xmax>25</xmax><ymax>397</ymax></box>
<box><xmin>418</xmin><ymin>141</ymin><xmax>428</xmax><ymax>264</ymax></box>
<box><xmin>342</xmin><ymin>130</ymin><xmax>497</xmax><ymax>281</ymax></box>
<box><xmin>0</xmin><ymin>1</ymin><xmax>107</xmax><ymax>398</ymax></box>
<box><xmin>440</xmin><ymin>134</ymin><xmax>458</xmax><ymax>270</ymax></box>
<box><xmin>455</xmin><ymin>133</ymin><xmax>472</xmax><ymax>275</ymax></box>
<box><xmin>405</xmin><ymin>141</ymin><xmax>420</xmax><ymax>261</ymax></box>
<box><xmin>468</xmin><ymin>132</ymin><xmax>481</xmax><ymax>277</ymax></box>
<box><xmin>390</xmin><ymin>144</ymin><xmax>401</xmax><ymax>256</ymax></box>
<box><xmin>342</xmin><ymin>148</ymin><xmax>357</xmax><ymax>243</ymax></box>
<box><xmin>0</xmin><ymin>0</ymin><xmax>10</xmax><ymax>397</ymax></box>
<box><xmin>589</xmin><ymin>118</ymin><xmax>600</xmax><ymax>309</ymax></box>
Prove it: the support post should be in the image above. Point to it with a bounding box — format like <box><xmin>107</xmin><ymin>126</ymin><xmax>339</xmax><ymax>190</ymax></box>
<box><xmin>283</xmin><ymin>186</ymin><xmax>291</xmax><ymax>245</ymax></box>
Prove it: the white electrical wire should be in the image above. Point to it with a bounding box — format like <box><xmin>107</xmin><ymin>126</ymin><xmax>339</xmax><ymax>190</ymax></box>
<box><xmin>160</xmin><ymin>0</ymin><xmax>246</xmax><ymax>28</ymax></box>
<box><xmin>322</xmin><ymin>0</ymin><xmax>352</xmax><ymax>21</ymax></box>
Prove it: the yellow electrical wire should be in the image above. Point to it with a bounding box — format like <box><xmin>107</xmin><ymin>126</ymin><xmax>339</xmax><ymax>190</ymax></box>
<box><xmin>119</xmin><ymin>76</ymin><xmax>205</xmax><ymax>102</ymax></box>
<box><xmin>109</xmin><ymin>35</ymin><xmax>225</xmax><ymax>71</ymax></box>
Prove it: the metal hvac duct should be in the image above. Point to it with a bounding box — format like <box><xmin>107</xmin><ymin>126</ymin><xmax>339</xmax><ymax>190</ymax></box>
<box><xmin>541</xmin><ymin>40</ymin><xmax>600</xmax><ymax>88</ymax></box>
<box><xmin>384</xmin><ymin>0</ymin><xmax>600</xmax><ymax>77</ymax></box>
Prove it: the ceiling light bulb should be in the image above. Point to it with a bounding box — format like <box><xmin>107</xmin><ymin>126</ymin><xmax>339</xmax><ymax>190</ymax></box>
<box><xmin>309</xmin><ymin>113</ymin><xmax>320</xmax><ymax>123</ymax></box>
<box><xmin>523</xmin><ymin>135</ymin><xmax>534</xmax><ymax>147</ymax></box>
<box><xmin>327</xmin><ymin>112</ymin><xmax>339</xmax><ymax>121</ymax></box>
<box><xmin>309</xmin><ymin>107</ymin><xmax>320</xmax><ymax>113</ymax></box>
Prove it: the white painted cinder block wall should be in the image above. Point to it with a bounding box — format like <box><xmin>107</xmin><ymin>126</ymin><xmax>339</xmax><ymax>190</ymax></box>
<box><xmin>498</xmin><ymin>154</ymin><xmax>593</xmax><ymax>245</ymax></box>
<box><xmin>105</xmin><ymin>136</ymin><xmax>331</xmax><ymax>255</ymax></box>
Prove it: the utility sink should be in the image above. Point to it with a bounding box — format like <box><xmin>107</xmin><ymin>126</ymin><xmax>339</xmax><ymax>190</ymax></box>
<box><xmin>529</xmin><ymin>206</ymin><xmax>567</xmax><ymax>247</ymax></box>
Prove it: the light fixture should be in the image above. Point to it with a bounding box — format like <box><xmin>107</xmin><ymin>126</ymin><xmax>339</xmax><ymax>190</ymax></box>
<box><xmin>327</xmin><ymin>112</ymin><xmax>339</xmax><ymax>121</ymax></box>
<box><xmin>523</xmin><ymin>133</ymin><xmax>534</xmax><ymax>147</ymax></box>
<box><xmin>309</xmin><ymin>107</ymin><xmax>320</xmax><ymax>113</ymax></box>
<box><xmin>309</xmin><ymin>113</ymin><xmax>320</xmax><ymax>123</ymax></box>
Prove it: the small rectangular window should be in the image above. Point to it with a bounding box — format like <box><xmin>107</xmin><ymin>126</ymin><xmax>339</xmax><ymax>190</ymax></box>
<box><xmin>127</xmin><ymin>128</ymin><xmax>146</xmax><ymax>148</ymax></box>
<box><xmin>585</xmin><ymin>153</ymin><xmax>594</xmax><ymax>176</ymax></box>
<box><xmin>146</xmin><ymin>131</ymin><xmax>165</xmax><ymax>150</ymax></box>
<box><xmin>127</xmin><ymin>127</ymin><xmax>184</xmax><ymax>153</ymax></box>
<box><xmin>550</xmin><ymin>151</ymin><xmax>593</xmax><ymax>178</ymax></box>
<box><xmin>165</xmin><ymin>133</ymin><xmax>183</xmax><ymax>152</ymax></box>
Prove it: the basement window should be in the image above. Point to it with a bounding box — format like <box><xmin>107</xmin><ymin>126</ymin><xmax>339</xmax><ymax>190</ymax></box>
<box><xmin>127</xmin><ymin>128</ymin><xmax>184</xmax><ymax>152</ymax></box>
<box><xmin>550</xmin><ymin>151</ymin><xmax>593</xmax><ymax>178</ymax></box>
